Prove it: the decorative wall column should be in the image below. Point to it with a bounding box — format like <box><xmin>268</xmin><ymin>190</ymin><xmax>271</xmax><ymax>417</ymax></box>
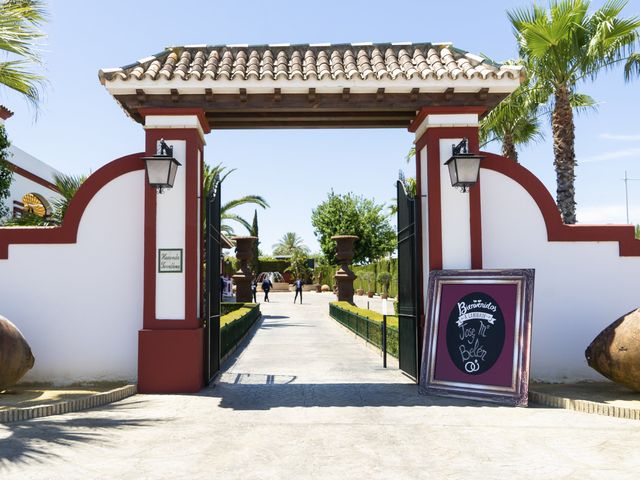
<box><xmin>232</xmin><ymin>236</ymin><xmax>257</xmax><ymax>302</ymax></box>
<box><xmin>332</xmin><ymin>235</ymin><xmax>358</xmax><ymax>303</ymax></box>
<box><xmin>137</xmin><ymin>108</ymin><xmax>211</xmax><ymax>393</ymax></box>
<box><xmin>409</xmin><ymin>107</ymin><xmax>485</xmax><ymax>356</ymax></box>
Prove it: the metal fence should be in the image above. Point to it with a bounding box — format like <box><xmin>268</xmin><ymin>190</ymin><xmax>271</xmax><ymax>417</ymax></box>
<box><xmin>329</xmin><ymin>303</ymin><xmax>399</xmax><ymax>358</ymax></box>
<box><xmin>220</xmin><ymin>304</ymin><xmax>261</xmax><ymax>358</ymax></box>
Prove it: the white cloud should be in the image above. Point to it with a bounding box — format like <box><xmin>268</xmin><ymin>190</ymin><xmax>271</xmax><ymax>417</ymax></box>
<box><xmin>580</xmin><ymin>147</ymin><xmax>640</xmax><ymax>163</ymax></box>
<box><xmin>599</xmin><ymin>133</ymin><xmax>640</xmax><ymax>141</ymax></box>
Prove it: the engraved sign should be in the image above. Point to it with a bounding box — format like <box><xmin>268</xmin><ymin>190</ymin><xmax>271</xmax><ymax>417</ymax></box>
<box><xmin>158</xmin><ymin>249</ymin><xmax>183</xmax><ymax>273</ymax></box>
<box><xmin>420</xmin><ymin>269</ymin><xmax>535</xmax><ymax>406</ymax></box>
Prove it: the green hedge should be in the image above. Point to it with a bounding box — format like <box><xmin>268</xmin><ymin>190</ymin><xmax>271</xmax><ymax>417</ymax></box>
<box><xmin>329</xmin><ymin>302</ymin><xmax>398</xmax><ymax>358</ymax></box>
<box><xmin>220</xmin><ymin>303</ymin><xmax>261</xmax><ymax>358</ymax></box>
<box><xmin>314</xmin><ymin>258</ymin><xmax>398</xmax><ymax>298</ymax></box>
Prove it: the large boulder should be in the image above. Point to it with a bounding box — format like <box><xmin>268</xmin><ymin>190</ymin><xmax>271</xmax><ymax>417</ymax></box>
<box><xmin>585</xmin><ymin>309</ymin><xmax>640</xmax><ymax>392</ymax></box>
<box><xmin>0</xmin><ymin>315</ymin><xmax>35</xmax><ymax>391</ymax></box>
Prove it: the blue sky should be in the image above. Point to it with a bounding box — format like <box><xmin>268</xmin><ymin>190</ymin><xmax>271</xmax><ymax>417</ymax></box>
<box><xmin>2</xmin><ymin>0</ymin><xmax>640</xmax><ymax>253</ymax></box>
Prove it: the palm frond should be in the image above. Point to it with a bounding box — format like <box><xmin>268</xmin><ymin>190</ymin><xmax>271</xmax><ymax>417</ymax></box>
<box><xmin>624</xmin><ymin>52</ymin><xmax>640</xmax><ymax>81</ymax></box>
<box><xmin>222</xmin><ymin>195</ymin><xmax>269</xmax><ymax>212</ymax></box>
<box><xmin>221</xmin><ymin>212</ymin><xmax>252</xmax><ymax>233</ymax></box>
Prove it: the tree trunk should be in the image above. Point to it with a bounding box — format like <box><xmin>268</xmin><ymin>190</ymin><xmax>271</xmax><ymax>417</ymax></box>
<box><xmin>552</xmin><ymin>85</ymin><xmax>577</xmax><ymax>224</ymax></box>
<box><xmin>501</xmin><ymin>132</ymin><xmax>518</xmax><ymax>162</ymax></box>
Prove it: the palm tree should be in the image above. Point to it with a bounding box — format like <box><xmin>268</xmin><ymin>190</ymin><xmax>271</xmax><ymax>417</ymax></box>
<box><xmin>0</xmin><ymin>0</ymin><xmax>47</xmax><ymax>106</ymax></box>
<box><xmin>273</xmin><ymin>232</ymin><xmax>309</xmax><ymax>255</ymax></box>
<box><xmin>508</xmin><ymin>0</ymin><xmax>640</xmax><ymax>224</ymax></box>
<box><xmin>203</xmin><ymin>162</ymin><xmax>269</xmax><ymax>236</ymax></box>
<box><xmin>51</xmin><ymin>173</ymin><xmax>86</xmax><ymax>224</ymax></box>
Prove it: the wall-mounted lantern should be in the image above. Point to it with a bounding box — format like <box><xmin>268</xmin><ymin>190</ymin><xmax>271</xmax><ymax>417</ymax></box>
<box><xmin>444</xmin><ymin>138</ymin><xmax>483</xmax><ymax>192</ymax></box>
<box><xmin>142</xmin><ymin>139</ymin><xmax>181</xmax><ymax>193</ymax></box>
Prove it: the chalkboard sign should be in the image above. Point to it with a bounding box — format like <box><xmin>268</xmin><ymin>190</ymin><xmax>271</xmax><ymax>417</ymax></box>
<box><xmin>420</xmin><ymin>269</ymin><xmax>534</xmax><ymax>406</ymax></box>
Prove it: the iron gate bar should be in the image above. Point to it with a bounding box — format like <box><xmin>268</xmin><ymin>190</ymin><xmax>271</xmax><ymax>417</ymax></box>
<box><xmin>204</xmin><ymin>178</ymin><xmax>222</xmax><ymax>384</ymax></box>
<box><xmin>397</xmin><ymin>180</ymin><xmax>420</xmax><ymax>381</ymax></box>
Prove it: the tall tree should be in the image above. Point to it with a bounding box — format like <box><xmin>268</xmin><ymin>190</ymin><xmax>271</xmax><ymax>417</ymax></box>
<box><xmin>249</xmin><ymin>209</ymin><xmax>260</xmax><ymax>275</ymax></box>
<box><xmin>272</xmin><ymin>232</ymin><xmax>309</xmax><ymax>256</ymax></box>
<box><xmin>0</xmin><ymin>0</ymin><xmax>47</xmax><ymax>106</ymax></box>
<box><xmin>203</xmin><ymin>162</ymin><xmax>269</xmax><ymax>236</ymax></box>
<box><xmin>508</xmin><ymin>0</ymin><xmax>640</xmax><ymax>224</ymax></box>
<box><xmin>0</xmin><ymin>124</ymin><xmax>12</xmax><ymax>220</ymax></box>
<box><xmin>311</xmin><ymin>191</ymin><xmax>396</xmax><ymax>265</ymax></box>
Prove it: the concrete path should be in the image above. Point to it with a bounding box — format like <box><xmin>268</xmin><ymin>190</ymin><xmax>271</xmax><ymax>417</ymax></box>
<box><xmin>1</xmin><ymin>292</ymin><xmax>640</xmax><ymax>479</ymax></box>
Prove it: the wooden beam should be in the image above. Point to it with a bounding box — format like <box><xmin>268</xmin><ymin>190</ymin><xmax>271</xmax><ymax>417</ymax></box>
<box><xmin>136</xmin><ymin>89</ymin><xmax>146</xmax><ymax>103</ymax></box>
<box><xmin>477</xmin><ymin>88</ymin><xmax>489</xmax><ymax>101</ymax></box>
<box><xmin>376</xmin><ymin>88</ymin><xmax>385</xmax><ymax>102</ymax></box>
<box><xmin>239</xmin><ymin>88</ymin><xmax>248</xmax><ymax>103</ymax></box>
<box><xmin>170</xmin><ymin>89</ymin><xmax>179</xmax><ymax>102</ymax></box>
<box><xmin>308</xmin><ymin>88</ymin><xmax>316</xmax><ymax>103</ymax></box>
<box><xmin>274</xmin><ymin>88</ymin><xmax>282</xmax><ymax>102</ymax></box>
<box><xmin>444</xmin><ymin>88</ymin><xmax>454</xmax><ymax>101</ymax></box>
<box><xmin>205</xmin><ymin>88</ymin><xmax>214</xmax><ymax>102</ymax></box>
<box><xmin>410</xmin><ymin>88</ymin><xmax>419</xmax><ymax>102</ymax></box>
<box><xmin>342</xmin><ymin>88</ymin><xmax>350</xmax><ymax>101</ymax></box>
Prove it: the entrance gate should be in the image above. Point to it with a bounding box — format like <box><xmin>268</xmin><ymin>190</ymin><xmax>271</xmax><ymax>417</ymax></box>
<box><xmin>397</xmin><ymin>180</ymin><xmax>420</xmax><ymax>380</ymax></box>
<box><xmin>204</xmin><ymin>180</ymin><xmax>222</xmax><ymax>384</ymax></box>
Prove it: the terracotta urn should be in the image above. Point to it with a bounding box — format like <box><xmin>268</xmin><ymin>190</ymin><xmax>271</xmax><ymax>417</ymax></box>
<box><xmin>585</xmin><ymin>308</ymin><xmax>640</xmax><ymax>392</ymax></box>
<box><xmin>0</xmin><ymin>315</ymin><xmax>35</xmax><ymax>391</ymax></box>
<box><xmin>231</xmin><ymin>236</ymin><xmax>258</xmax><ymax>303</ymax></box>
<box><xmin>331</xmin><ymin>235</ymin><xmax>358</xmax><ymax>304</ymax></box>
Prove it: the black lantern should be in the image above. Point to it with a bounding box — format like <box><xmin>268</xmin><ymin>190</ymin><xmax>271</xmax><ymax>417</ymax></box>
<box><xmin>444</xmin><ymin>138</ymin><xmax>483</xmax><ymax>192</ymax></box>
<box><xmin>142</xmin><ymin>139</ymin><xmax>181</xmax><ymax>193</ymax></box>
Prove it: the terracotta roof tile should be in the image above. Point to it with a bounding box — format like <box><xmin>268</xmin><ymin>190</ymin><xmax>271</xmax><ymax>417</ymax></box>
<box><xmin>99</xmin><ymin>42</ymin><xmax>521</xmax><ymax>84</ymax></box>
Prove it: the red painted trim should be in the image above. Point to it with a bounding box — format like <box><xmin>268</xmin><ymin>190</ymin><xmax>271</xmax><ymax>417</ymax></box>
<box><xmin>415</xmin><ymin>126</ymin><xmax>483</xmax><ymax>271</ymax></box>
<box><xmin>138</xmin><ymin>328</ymin><xmax>204</xmax><ymax>393</ymax></box>
<box><xmin>7</xmin><ymin>161</ymin><xmax>60</xmax><ymax>193</ymax></box>
<box><xmin>0</xmin><ymin>153</ymin><xmax>144</xmax><ymax>259</ymax></box>
<box><xmin>414</xmin><ymin>146</ymin><xmax>425</xmax><ymax>364</ymax></box>
<box><xmin>143</xmin><ymin>128</ymin><xmax>204</xmax><ymax>330</ymax></box>
<box><xmin>481</xmin><ymin>152</ymin><xmax>640</xmax><ymax>256</ymax></box>
<box><xmin>138</xmin><ymin>108</ymin><xmax>211</xmax><ymax>134</ymax></box>
<box><xmin>409</xmin><ymin>106</ymin><xmax>487</xmax><ymax>133</ymax></box>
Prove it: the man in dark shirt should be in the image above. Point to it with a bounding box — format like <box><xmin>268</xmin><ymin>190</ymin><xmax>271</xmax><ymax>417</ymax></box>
<box><xmin>294</xmin><ymin>278</ymin><xmax>303</xmax><ymax>304</ymax></box>
<box><xmin>261</xmin><ymin>277</ymin><xmax>272</xmax><ymax>302</ymax></box>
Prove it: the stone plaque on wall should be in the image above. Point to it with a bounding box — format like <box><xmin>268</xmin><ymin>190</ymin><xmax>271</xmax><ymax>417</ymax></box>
<box><xmin>420</xmin><ymin>269</ymin><xmax>535</xmax><ymax>406</ymax></box>
<box><xmin>158</xmin><ymin>249</ymin><xmax>183</xmax><ymax>273</ymax></box>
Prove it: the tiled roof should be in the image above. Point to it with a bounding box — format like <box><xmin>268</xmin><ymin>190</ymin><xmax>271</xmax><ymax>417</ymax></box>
<box><xmin>0</xmin><ymin>105</ymin><xmax>14</xmax><ymax>121</ymax></box>
<box><xmin>100</xmin><ymin>42</ymin><xmax>522</xmax><ymax>83</ymax></box>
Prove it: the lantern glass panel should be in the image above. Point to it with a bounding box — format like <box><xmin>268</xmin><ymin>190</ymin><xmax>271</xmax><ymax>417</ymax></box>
<box><xmin>145</xmin><ymin>157</ymin><xmax>172</xmax><ymax>187</ymax></box>
<box><xmin>167</xmin><ymin>158</ymin><xmax>180</xmax><ymax>187</ymax></box>
<box><xmin>456</xmin><ymin>155</ymin><xmax>481</xmax><ymax>184</ymax></box>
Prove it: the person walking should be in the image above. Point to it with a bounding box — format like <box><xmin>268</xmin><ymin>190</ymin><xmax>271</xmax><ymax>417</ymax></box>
<box><xmin>261</xmin><ymin>276</ymin><xmax>272</xmax><ymax>302</ymax></box>
<box><xmin>251</xmin><ymin>279</ymin><xmax>258</xmax><ymax>303</ymax></box>
<box><xmin>294</xmin><ymin>278</ymin><xmax>303</xmax><ymax>304</ymax></box>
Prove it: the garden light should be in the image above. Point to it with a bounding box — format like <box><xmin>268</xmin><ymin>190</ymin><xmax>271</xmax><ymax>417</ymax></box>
<box><xmin>444</xmin><ymin>138</ymin><xmax>483</xmax><ymax>192</ymax></box>
<box><xmin>142</xmin><ymin>139</ymin><xmax>181</xmax><ymax>193</ymax></box>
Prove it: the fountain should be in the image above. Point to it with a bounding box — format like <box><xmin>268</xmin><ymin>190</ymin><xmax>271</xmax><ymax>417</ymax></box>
<box><xmin>257</xmin><ymin>272</ymin><xmax>290</xmax><ymax>292</ymax></box>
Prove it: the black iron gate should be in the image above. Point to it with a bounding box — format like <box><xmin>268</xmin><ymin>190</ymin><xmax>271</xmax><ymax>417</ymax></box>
<box><xmin>397</xmin><ymin>180</ymin><xmax>420</xmax><ymax>381</ymax></box>
<box><xmin>204</xmin><ymin>179</ymin><xmax>222</xmax><ymax>384</ymax></box>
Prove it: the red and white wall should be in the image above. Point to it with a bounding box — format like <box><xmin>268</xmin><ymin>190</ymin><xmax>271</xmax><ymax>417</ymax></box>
<box><xmin>0</xmin><ymin>110</ymin><xmax>208</xmax><ymax>390</ymax></box>
<box><xmin>413</xmin><ymin>108</ymin><xmax>640</xmax><ymax>382</ymax></box>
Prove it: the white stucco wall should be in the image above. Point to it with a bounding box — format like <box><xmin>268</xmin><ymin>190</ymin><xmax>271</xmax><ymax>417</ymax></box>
<box><xmin>480</xmin><ymin>169</ymin><xmax>640</xmax><ymax>381</ymax></box>
<box><xmin>0</xmin><ymin>170</ymin><xmax>144</xmax><ymax>384</ymax></box>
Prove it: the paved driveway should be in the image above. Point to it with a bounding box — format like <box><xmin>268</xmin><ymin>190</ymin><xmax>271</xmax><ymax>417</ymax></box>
<box><xmin>1</xmin><ymin>292</ymin><xmax>639</xmax><ymax>479</ymax></box>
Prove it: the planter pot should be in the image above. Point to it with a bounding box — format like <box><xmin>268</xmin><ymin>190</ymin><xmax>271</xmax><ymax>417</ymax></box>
<box><xmin>356</xmin><ymin>288</ymin><xmax>364</xmax><ymax>296</ymax></box>
<box><xmin>315</xmin><ymin>284</ymin><xmax>322</xmax><ymax>293</ymax></box>
<box><xmin>381</xmin><ymin>293</ymin><xmax>388</xmax><ymax>299</ymax></box>
<box><xmin>367</xmin><ymin>291</ymin><xmax>374</xmax><ymax>298</ymax></box>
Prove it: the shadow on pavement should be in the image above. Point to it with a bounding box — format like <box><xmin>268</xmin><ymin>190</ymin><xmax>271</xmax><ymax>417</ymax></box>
<box><xmin>0</xmin><ymin>401</ymin><xmax>158</xmax><ymax>469</ymax></box>
<box><xmin>198</xmin><ymin>379</ymin><xmax>500</xmax><ymax>411</ymax></box>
